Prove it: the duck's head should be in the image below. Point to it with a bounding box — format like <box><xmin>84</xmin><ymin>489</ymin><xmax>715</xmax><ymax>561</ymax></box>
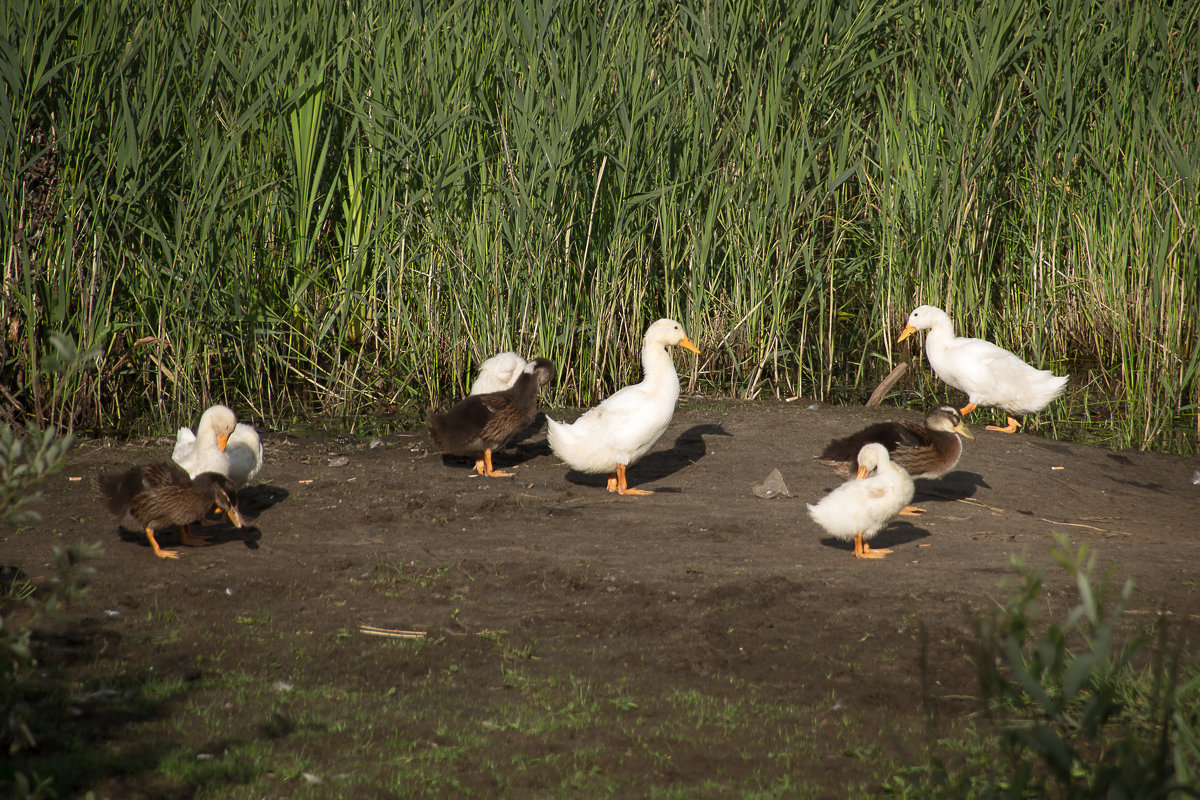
<box><xmin>523</xmin><ymin>357</ymin><xmax>556</xmax><ymax>388</ymax></box>
<box><xmin>194</xmin><ymin>472</ymin><xmax>245</xmax><ymax>528</ymax></box>
<box><xmin>198</xmin><ymin>404</ymin><xmax>238</xmax><ymax>451</ymax></box>
<box><xmin>646</xmin><ymin>319</ymin><xmax>701</xmax><ymax>354</ymax></box>
<box><xmin>925</xmin><ymin>405</ymin><xmax>974</xmax><ymax>439</ymax></box>
<box><xmin>898</xmin><ymin>305</ymin><xmax>949</xmax><ymax>342</ymax></box>
<box><xmin>854</xmin><ymin>442</ymin><xmax>891</xmax><ymax>479</ymax></box>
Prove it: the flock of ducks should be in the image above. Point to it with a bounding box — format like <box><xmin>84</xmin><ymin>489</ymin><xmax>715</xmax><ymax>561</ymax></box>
<box><xmin>93</xmin><ymin>306</ymin><xmax>1067</xmax><ymax>562</ymax></box>
<box><xmin>93</xmin><ymin>405</ymin><xmax>263</xmax><ymax>559</ymax></box>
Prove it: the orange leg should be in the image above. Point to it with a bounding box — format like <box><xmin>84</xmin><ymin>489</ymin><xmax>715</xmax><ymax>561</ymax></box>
<box><xmin>959</xmin><ymin>402</ymin><xmax>977</xmax><ymax>417</ymax></box>
<box><xmin>899</xmin><ymin>505</ymin><xmax>925</xmax><ymax>516</ymax></box>
<box><xmin>986</xmin><ymin>415</ymin><xmax>1021</xmax><ymax>434</ymax></box>
<box><xmin>853</xmin><ymin>531</ymin><xmax>892</xmax><ymax>559</ymax></box>
<box><xmin>178</xmin><ymin>523</ymin><xmax>211</xmax><ymax>547</ymax></box>
<box><xmin>608</xmin><ymin>463</ymin><xmax>652</xmax><ymax>496</ymax></box>
<box><xmin>145</xmin><ymin>527</ymin><xmax>180</xmax><ymax>560</ymax></box>
<box><xmin>474</xmin><ymin>449</ymin><xmax>514</xmax><ymax>477</ymax></box>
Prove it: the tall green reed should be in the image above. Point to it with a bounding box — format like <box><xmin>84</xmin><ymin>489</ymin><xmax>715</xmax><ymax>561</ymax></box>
<box><xmin>1</xmin><ymin>0</ymin><xmax>1195</xmax><ymax>450</ymax></box>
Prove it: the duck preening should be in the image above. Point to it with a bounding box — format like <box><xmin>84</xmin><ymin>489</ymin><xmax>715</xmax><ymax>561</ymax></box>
<box><xmin>807</xmin><ymin>443</ymin><xmax>916</xmax><ymax>559</ymax></box>
<box><xmin>173</xmin><ymin>404</ymin><xmax>263</xmax><ymax>487</ymax></box>
<box><xmin>428</xmin><ymin>357</ymin><xmax>556</xmax><ymax>477</ymax></box>
<box><xmin>816</xmin><ymin>405</ymin><xmax>973</xmax><ymax>480</ymax></box>
<box><xmin>470</xmin><ymin>351</ymin><xmax>528</xmax><ymax>395</ymax></box>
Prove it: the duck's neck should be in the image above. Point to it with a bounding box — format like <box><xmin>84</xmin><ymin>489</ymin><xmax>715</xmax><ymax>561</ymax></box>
<box><xmin>924</xmin><ymin>315</ymin><xmax>955</xmax><ymax>347</ymax></box>
<box><xmin>640</xmin><ymin>340</ymin><xmax>680</xmax><ymax>396</ymax></box>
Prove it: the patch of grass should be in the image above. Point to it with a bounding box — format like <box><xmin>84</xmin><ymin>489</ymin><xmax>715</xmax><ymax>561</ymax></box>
<box><xmin>886</xmin><ymin>535</ymin><xmax>1200</xmax><ymax>798</ymax></box>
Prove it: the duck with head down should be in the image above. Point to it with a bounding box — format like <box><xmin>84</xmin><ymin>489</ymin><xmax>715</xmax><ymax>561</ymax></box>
<box><xmin>816</xmin><ymin>405</ymin><xmax>973</xmax><ymax>480</ymax></box>
<box><xmin>428</xmin><ymin>357</ymin><xmax>556</xmax><ymax>477</ymax></box>
<box><xmin>93</xmin><ymin>461</ymin><xmax>245</xmax><ymax>559</ymax></box>
<box><xmin>807</xmin><ymin>443</ymin><xmax>916</xmax><ymax>560</ymax></box>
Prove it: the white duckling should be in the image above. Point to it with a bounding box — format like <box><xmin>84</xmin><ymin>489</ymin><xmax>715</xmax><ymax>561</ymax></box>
<box><xmin>898</xmin><ymin>305</ymin><xmax>1067</xmax><ymax>433</ymax></box>
<box><xmin>470</xmin><ymin>352</ymin><xmax>528</xmax><ymax>395</ymax></box>
<box><xmin>173</xmin><ymin>404</ymin><xmax>263</xmax><ymax>488</ymax></box>
<box><xmin>546</xmin><ymin>319</ymin><xmax>700</xmax><ymax>495</ymax></box>
<box><xmin>807</xmin><ymin>443</ymin><xmax>915</xmax><ymax>559</ymax></box>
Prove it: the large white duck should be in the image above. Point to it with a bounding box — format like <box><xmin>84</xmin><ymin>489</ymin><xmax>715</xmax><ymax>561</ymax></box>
<box><xmin>470</xmin><ymin>351</ymin><xmax>527</xmax><ymax>395</ymax></box>
<box><xmin>173</xmin><ymin>404</ymin><xmax>263</xmax><ymax>488</ymax></box>
<box><xmin>899</xmin><ymin>305</ymin><xmax>1068</xmax><ymax>433</ymax></box>
<box><xmin>807</xmin><ymin>443</ymin><xmax>915</xmax><ymax>559</ymax></box>
<box><xmin>546</xmin><ymin>318</ymin><xmax>700</xmax><ymax>495</ymax></box>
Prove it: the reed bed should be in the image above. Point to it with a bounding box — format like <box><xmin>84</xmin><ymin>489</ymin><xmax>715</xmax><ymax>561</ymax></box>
<box><xmin>2</xmin><ymin>0</ymin><xmax>1197</xmax><ymax>451</ymax></box>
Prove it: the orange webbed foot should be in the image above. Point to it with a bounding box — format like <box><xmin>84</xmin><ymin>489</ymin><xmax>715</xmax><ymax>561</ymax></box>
<box><xmin>145</xmin><ymin>529</ymin><xmax>180</xmax><ymax>560</ymax></box>
<box><xmin>985</xmin><ymin>415</ymin><xmax>1021</xmax><ymax>434</ymax></box>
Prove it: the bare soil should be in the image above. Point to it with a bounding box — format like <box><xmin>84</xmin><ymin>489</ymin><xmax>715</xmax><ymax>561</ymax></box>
<box><xmin>6</xmin><ymin>401</ymin><xmax>1200</xmax><ymax>797</ymax></box>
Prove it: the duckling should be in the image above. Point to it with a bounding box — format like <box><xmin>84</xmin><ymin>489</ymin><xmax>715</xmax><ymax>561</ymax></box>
<box><xmin>807</xmin><ymin>443</ymin><xmax>915</xmax><ymax>559</ymax></box>
<box><xmin>816</xmin><ymin>405</ymin><xmax>974</xmax><ymax>479</ymax></box>
<box><xmin>470</xmin><ymin>352</ymin><xmax>528</xmax><ymax>395</ymax></box>
<box><xmin>173</xmin><ymin>405</ymin><xmax>263</xmax><ymax>487</ymax></box>
<box><xmin>428</xmin><ymin>357</ymin><xmax>555</xmax><ymax>477</ymax></box>
<box><xmin>546</xmin><ymin>319</ymin><xmax>700</xmax><ymax>495</ymax></box>
<box><xmin>93</xmin><ymin>461</ymin><xmax>245</xmax><ymax>559</ymax></box>
<box><xmin>898</xmin><ymin>305</ymin><xmax>1067</xmax><ymax>433</ymax></box>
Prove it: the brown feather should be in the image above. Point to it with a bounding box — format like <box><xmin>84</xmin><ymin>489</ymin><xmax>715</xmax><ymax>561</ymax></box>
<box><xmin>816</xmin><ymin>405</ymin><xmax>967</xmax><ymax>479</ymax></box>
<box><xmin>428</xmin><ymin>358</ymin><xmax>555</xmax><ymax>460</ymax></box>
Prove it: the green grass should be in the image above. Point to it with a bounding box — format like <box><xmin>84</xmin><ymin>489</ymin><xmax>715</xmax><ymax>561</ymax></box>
<box><xmin>3</xmin><ymin>0</ymin><xmax>1197</xmax><ymax>450</ymax></box>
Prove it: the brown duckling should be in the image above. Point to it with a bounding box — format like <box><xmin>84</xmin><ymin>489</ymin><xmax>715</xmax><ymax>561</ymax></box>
<box><xmin>816</xmin><ymin>405</ymin><xmax>974</xmax><ymax>480</ymax></box>
<box><xmin>428</xmin><ymin>357</ymin><xmax>555</xmax><ymax>477</ymax></box>
<box><xmin>93</xmin><ymin>461</ymin><xmax>245</xmax><ymax>559</ymax></box>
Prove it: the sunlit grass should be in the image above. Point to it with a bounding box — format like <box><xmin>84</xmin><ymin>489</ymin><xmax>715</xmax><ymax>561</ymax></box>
<box><xmin>2</xmin><ymin>0</ymin><xmax>1195</xmax><ymax>451</ymax></box>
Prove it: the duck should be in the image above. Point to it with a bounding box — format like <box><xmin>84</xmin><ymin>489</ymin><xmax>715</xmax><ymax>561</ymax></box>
<box><xmin>898</xmin><ymin>305</ymin><xmax>1068</xmax><ymax>433</ymax></box>
<box><xmin>428</xmin><ymin>357</ymin><xmax>555</xmax><ymax>477</ymax></box>
<box><xmin>470</xmin><ymin>351</ymin><xmax>528</xmax><ymax>395</ymax></box>
<box><xmin>173</xmin><ymin>404</ymin><xmax>263</xmax><ymax>487</ymax></box>
<box><xmin>806</xmin><ymin>443</ymin><xmax>915</xmax><ymax>559</ymax></box>
<box><xmin>816</xmin><ymin>405</ymin><xmax>974</xmax><ymax>480</ymax></box>
<box><xmin>93</xmin><ymin>461</ymin><xmax>244</xmax><ymax>559</ymax></box>
<box><xmin>546</xmin><ymin>318</ymin><xmax>700</xmax><ymax>495</ymax></box>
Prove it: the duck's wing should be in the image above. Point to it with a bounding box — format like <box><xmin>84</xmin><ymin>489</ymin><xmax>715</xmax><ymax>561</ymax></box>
<box><xmin>172</xmin><ymin>426</ymin><xmax>198</xmax><ymax>464</ymax></box>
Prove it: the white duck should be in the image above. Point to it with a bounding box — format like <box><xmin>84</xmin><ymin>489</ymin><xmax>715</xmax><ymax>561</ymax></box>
<box><xmin>470</xmin><ymin>352</ymin><xmax>527</xmax><ymax>395</ymax></box>
<box><xmin>898</xmin><ymin>305</ymin><xmax>1067</xmax><ymax>433</ymax></box>
<box><xmin>173</xmin><ymin>404</ymin><xmax>263</xmax><ymax>488</ymax></box>
<box><xmin>546</xmin><ymin>318</ymin><xmax>700</xmax><ymax>495</ymax></box>
<box><xmin>807</xmin><ymin>443</ymin><xmax>915</xmax><ymax>559</ymax></box>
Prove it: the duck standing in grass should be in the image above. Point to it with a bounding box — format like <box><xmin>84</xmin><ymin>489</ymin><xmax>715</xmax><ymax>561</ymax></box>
<box><xmin>428</xmin><ymin>357</ymin><xmax>555</xmax><ymax>477</ymax></box>
<box><xmin>546</xmin><ymin>318</ymin><xmax>700</xmax><ymax>496</ymax></box>
<box><xmin>807</xmin><ymin>443</ymin><xmax>915</xmax><ymax>560</ymax></box>
<box><xmin>93</xmin><ymin>461</ymin><xmax>244</xmax><ymax>559</ymax></box>
<box><xmin>898</xmin><ymin>305</ymin><xmax>1067</xmax><ymax>433</ymax></box>
<box><xmin>816</xmin><ymin>405</ymin><xmax>973</xmax><ymax>480</ymax></box>
<box><xmin>173</xmin><ymin>404</ymin><xmax>264</xmax><ymax>487</ymax></box>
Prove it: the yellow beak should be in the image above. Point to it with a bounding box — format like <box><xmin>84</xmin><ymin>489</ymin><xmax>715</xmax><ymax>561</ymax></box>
<box><xmin>855</xmin><ymin>465</ymin><xmax>870</xmax><ymax>480</ymax></box>
<box><xmin>678</xmin><ymin>335</ymin><xmax>701</xmax><ymax>355</ymax></box>
<box><xmin>217</xmin><ymin>433</ymin><xmax>230</xmax><ymax>451</ymax></box>
<box><xmin>954</xmin><ymin>422</ymin><xmax>975</xmax><ymax>440</ymax></box>
<box><xmin>897</xmin><ymin>324</ymin><xmax>917</xmax><ymax>343</ymax></box>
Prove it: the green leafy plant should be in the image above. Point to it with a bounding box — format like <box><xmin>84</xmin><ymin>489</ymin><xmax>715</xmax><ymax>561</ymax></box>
<box><xmin>890</xmin><ymin>535</ymin><xmax>1200</xmax><ymax>798</ymax></box>
<box><xmin>0</xmin><ymin>422</ymin><xmax>99</xmax><ymax>797</ymax></box>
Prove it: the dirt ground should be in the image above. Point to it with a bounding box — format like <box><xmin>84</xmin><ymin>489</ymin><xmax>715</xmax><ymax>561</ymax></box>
<box><xmin>6</xmin><ymin>400</ymin><xmax>1200</xmax><ymax>797</ymax></box>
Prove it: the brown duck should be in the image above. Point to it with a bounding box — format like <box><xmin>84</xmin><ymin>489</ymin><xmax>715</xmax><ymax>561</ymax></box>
<box><xmin>815</xmin><ymin>405</ymin><xmax>974</xmax><ymax>480</ymax></box>
<box><xmin>93</xmin><ymin>461</ymin><xmax>244</xmax><ymax>559</ymax></box>
<box><xmin>427</xmin><ymin>357</ymin><xmax>555</xmax><ymax>477</ymax></box>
